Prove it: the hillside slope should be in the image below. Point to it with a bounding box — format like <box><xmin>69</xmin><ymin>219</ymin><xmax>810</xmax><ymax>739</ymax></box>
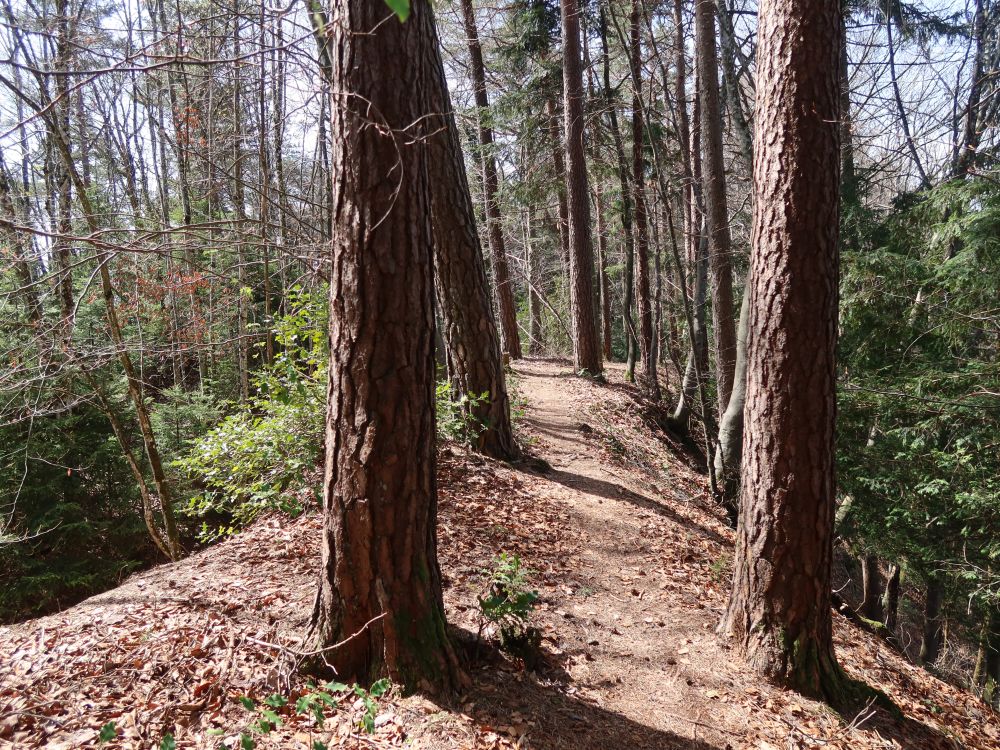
<box><xmin>2</xmin><ymin>359</ymin><xmax>997</xmax><ymax>749</ymax></box>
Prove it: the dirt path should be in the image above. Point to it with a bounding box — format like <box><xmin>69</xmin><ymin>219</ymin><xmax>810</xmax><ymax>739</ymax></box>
<box><xmin>502</xmin><ymin>359</ymin><xmax>745</xmax><ymax>748</ymax></box>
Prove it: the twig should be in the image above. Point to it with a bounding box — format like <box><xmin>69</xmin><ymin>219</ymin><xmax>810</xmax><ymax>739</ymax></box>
<box><xmin>246</xmin><ymin>612</ymin><xmax>387</xmax><ymax>658</ymax></box>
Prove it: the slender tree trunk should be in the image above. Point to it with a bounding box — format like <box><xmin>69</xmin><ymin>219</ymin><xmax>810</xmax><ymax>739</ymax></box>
<box><xmin>53</xmin><ymin>0</ymin><xmax>74</xmax><ymax>343</ymax></box>
<box><xmin>598</xmin><ymin>2</ymin><xmax>636</xmax><ymax>379</ymax></box>
<box><xmin>711</xmin><ymin>0</ymin><xmax>755</xmax><ymax>515</ymax></box>
<box><xmin>721</xmin><ymin>0</ymin><xmax>850</xmax><ymax>704</ymax></box>
<box><xmin>254</xmin><ymin>0</ymin><xmax>275</xmax><ymax>368</ymax></box>
<box><xmin>672</xmin><ymin>0</ymin><xmax>695</xmax><ymax>295</ymax></box>
<box><xmin>668</xmin><ymin>0</ymin><xmax>706</xmax><ymax>431</ymax></box>
<box><xmin>882</xmin><ymin>563</ymin><xmax>901</xmax><ymax>633</ymax></box>
<box><xmin>306</xmin><ymin>0</ymin><xmax>461</xmax><ymax>691</ymax></box>
<box><xmin>87</xmin><ymin>374</ymin><xmax>171</xmax><ymax>559</ymax></box>
<box><xmin>886</xmin><ymin>6</ymin><xmax>931</xmax><ymax>189</ymax></box>
<box><xmin>35</xmin><ymin>36</ymin><xmax>182</xmax><ymax>561</ymax></box>
<box><xmin>630</xmin><ymin>0</ymin><xmax>658</xmax><ymax>398</ymax></box>
<box><xmin>460</xmin><ymin>0</ymin><xmax>522</xmax><ymax>359</ymax></box>
<box><xmin>716</xmin><ymin>0</ymin><xmax>752</xmax><ymax>173</ymax></box>
<box><xmin>561</xmin><ymin>0</ymin><xmax>602</xmax><ymax>377</ymax></box>
<box><xmin>671</xmin><ymin>56</ymin><xmax>710</xmax><ymax>432</ymax></box>
<box><xmin>546</xmin><ymin>97</ymin><xmax>571</xmax><ymax>270</ymax></box>
<box><xmin>231</xmin><ymin>7</ymin><xmax>251</xmax><ymax>402</ymax></box>
<box><xmin>712</xmin><ymin>286</ymin><xmax>748</xmax><ymax>523</ymax></box>
<box><xmin>694</xmin><ymin>0</ymin><xmax>737</xmax><ymax>417</ymax></box>
<box><xmin>919</xmin><ymin>576</ymin><xmax>944</xmax><ymax>664</ymax></box>
<box><xmin>595</xmin><ymin>187</ymin><xmax>614</xmax><ymax>360</ymax></box>
<box><xmin>526</xmin><ymin>208</ymin><xmax>544</xmax><ymax>354</ymax></box>
<box><xmin>839</xmin><ymin>13</ymin><xmax>858</xmax><ymax>208</ymax></box>
<box><xmin>0</xmin><ymin>164</ymin><xmax>41</xmax><ymax>324</ymax></box>
<box><xmin>860</xmin><ymin>555</ymin><xmax>884</xmax><ymax>622</ymax></box>
<box><xmin>980</xmin><ymin>607</ymin><xmax>1000</xmax><ymax>704</ymax></box>
<box><xmin>953</xmin><ymin>0</ymin><xmax>987</xmax><ymax>175</ymax></box>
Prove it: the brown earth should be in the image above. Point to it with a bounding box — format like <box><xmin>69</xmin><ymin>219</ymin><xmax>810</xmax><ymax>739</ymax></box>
<box><xmin>1</xmin><ymin>358</ymin><xmax>997</xmax><ymax>749</ymax></box>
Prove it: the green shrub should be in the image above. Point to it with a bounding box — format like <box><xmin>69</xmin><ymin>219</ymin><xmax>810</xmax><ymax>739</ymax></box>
<box><xmin>232</xmin><ymin>679</ymin><xmax>392</xmax><ymax>748</ymax></box>
<box><xmin>174</xmin><ymin>391</ymin><xmax>323</xmax><ymax>541</ymax></box>
<box><xmin>477</xmin><ymin>553</ymin><xmax>540</xmax><ymax>660</ymax></box>
<box><xmin>174</xmin><ymin>289</ymin><xmax>327</xmax><ymax>541</ymax></box>
<box><xmin>435</xmin><ymin>380</ymin><xmax>488</xmax><ymax>442</ymax></box>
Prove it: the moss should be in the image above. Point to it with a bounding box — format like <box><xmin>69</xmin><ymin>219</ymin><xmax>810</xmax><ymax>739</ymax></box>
<box><xmin>787</xmin><ymin>632</ymin><xmax>899</xmax><ymax>716</ymax></box>
<box><xmin>415</xmin><ymin>557</ymin><xmax>430</xmax><ymax>584</ymax></box>
<box><xmin>394</xmin><ymin>604</ymin><xmax>451</xmax><ymax>693</ymax></box>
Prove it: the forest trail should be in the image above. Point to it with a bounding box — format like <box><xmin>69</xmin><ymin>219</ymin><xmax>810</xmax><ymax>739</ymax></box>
<box><xmin>2</xmin><ymin>358</ymin><xmax>998</xmax><ymax>750</ymax></box>
<box><xmin>507</xmin><ymin>359</ymin><xmax>744</xmax><ymax>745</ymax></box>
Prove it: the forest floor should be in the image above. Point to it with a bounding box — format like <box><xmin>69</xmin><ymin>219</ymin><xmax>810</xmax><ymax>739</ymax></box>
<box><xmin>2</xmin><ymin>358</ymin><xmax>998</xmax><ymax>750</ymax></box>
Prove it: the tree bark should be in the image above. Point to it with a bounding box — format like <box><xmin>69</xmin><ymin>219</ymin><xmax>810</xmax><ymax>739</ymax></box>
<box><xmin>860</xmin><ymin>555</ymin><xmax>884</xmax><ymax>622</ymax></box>
<box><xmin>561</xmin><ymin>0</ymin><xmax>602</xmax><ymax>377</ymax></box>
<box><xmin>53</xmin><ymin>0</ymin><xmax>75</xmax><ymax>343</ymax></box>
<box><xmin>230</xmin><ymin>6</ymin><xmax>251</xmax><ymax>402</ymax></box>
<box><xmin>306</xmin><ymin>0</ymin><xmax>461</xmax><ymax>691</ymax></box>
<box><xmin>721</xmin><ymin>0</ymin><xmax>849</xmax><ymax>704</ymax></box>
<box><xmin>694</xmin><ymin>0</ymin><xmax>737</xmax><ymax>417</ymax></box>
<box><xmin>460</xmin><ymin>0</ymin><xmax>522</xmax><ymax>359</ymax></box>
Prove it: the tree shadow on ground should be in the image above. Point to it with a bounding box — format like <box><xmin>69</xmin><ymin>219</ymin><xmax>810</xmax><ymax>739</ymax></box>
<box><xmin>856</xmin><ymin>706</ymin><xmax>964</xmax><ymax>750</ymax></box>
<box><xmin>540</xmin><ymin>467</ymin><xmax>729</xmax><ymax>548</ymax></box>
<box><xmin>441</xmin><ymin>627</ymin><xmax>730</xmax><ymax>750</ymax></box>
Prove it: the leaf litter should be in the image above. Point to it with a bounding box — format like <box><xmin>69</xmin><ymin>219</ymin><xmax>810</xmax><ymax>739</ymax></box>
<box><xmin>1</xmin><ymin>359</ymin><xmax>997</xmax><ymax>749</ymax></box>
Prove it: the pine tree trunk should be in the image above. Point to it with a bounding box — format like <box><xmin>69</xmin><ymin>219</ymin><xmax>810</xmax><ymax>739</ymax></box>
<box><xmin>426</xmin><ymin>4</ymin><xmax>518</xmax><ymax>461</ymax></box>
<box><xmin>953</xmin><ymin>0</ymin><xmax>986</xmax><ymax>176</ymax></box>
<box><xmin>721</xmin><ymin>0</ymin><xmax>848</xmax><ymax>704</ymax></box>
<box><xmin>694</xmin><ymin>0</ymin><xmax>737</xmax><ymax>417</ymax></box>
<box><xmin>306</xmin><ymin>0</ymin><xmax>461</xmax><ymax>691</ymax></box>
<box><xmin>460</xmin><ymin>0</ymin><xmax>521</xmax><ymax>359</ymax></box>
<box><xmin>919</xmin><ymin>576</ymin><xmax>944</xmax><ymax>665</ymax></box>
<box><xmin>561</xmin><ymin>0</ymin><xmax>602</xmax><ymax>377</ymax></box>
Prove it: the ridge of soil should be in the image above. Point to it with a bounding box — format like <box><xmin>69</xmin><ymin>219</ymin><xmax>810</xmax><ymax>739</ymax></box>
<box><xmin>1</xmin><ymin>358</ymin><xmax>997</xmax><ymax>749</ymax></box>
